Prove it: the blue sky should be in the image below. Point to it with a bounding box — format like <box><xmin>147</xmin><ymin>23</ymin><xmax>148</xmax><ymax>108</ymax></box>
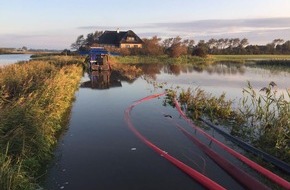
<box><xmin>1</xmin><ymin>0</ymin><xmax>290</xmax><ymax>49</ymax></box>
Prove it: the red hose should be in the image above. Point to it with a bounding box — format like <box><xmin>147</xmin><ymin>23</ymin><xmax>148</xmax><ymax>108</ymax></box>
<box><xmin>174</xmin><ymin>122</ymin><xmax>270</xmax><ymax>190</ymax></box>
<box><xmin>125</xmin><ymin>93</ymin><xmax>226</xmax><ymax>190</ymax></box>
<box><xmin>174</xmin><ymin>99</ymin><xmax>290</xmax><ymax>190</ymax></box>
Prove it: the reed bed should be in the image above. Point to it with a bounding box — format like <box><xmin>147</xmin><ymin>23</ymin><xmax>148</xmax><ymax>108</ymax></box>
<box><xmin>165</xmin><ymin>82</ymin><xmax>290</xmax><ymax>163</ymax></box>
<box><xmin>0</xmin><ymin>57</ymin><xmax>82</xmax><ymax>189</ymax></box>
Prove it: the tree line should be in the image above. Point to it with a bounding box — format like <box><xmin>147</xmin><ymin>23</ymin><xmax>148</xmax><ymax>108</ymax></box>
<box><xmin>71</xmin><ymin>31</ymin><xmax>290</xmax><ymax>57</ymax></box>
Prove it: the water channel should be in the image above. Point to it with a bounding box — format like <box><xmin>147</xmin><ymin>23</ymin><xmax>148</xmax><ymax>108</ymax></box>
<box><xmin>43</xmin><ymin>63</ymin><xmax>290</xmax><ymax>190</ymax></box>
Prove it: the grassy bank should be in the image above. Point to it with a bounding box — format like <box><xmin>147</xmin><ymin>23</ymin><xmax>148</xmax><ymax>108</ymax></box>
<box><xmin>0</xmin><ymin>56</ymin><xmax>83</xmax><ymax>189</ymax></box>
<box><xmin>112</xmin><ymin>54</ymin><xmax>290</xmax><ymax>65</ymax></box>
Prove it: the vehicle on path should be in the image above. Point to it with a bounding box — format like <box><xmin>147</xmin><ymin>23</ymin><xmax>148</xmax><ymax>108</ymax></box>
<box><xmin>86</xmin><ymin>47</ymin><xmax>111</xmax><ymax>71</ymax></box>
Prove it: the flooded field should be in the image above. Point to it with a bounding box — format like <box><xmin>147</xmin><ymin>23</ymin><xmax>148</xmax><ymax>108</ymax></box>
<box><xmin>0</xmin><ymin>54</ymin><xmax>31</xmax><ymax>66</ymax></box>
<box><xmin>44</xmin><ymin>63</ymin><xmax>290</xmax><ymax>189</ymax></box>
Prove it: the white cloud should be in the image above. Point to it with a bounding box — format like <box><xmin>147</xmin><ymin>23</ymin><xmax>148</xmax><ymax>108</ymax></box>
<box><xmin>76</xmin><ymin>17</ymin><xmax>290</xmax><ymax>44</ymax></box>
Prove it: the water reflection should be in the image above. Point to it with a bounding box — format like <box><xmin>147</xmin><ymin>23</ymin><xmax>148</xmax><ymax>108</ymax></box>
<box><xmin>80</xmin><ymin>71</ymin><xmax>122</xmax><ymax>89</ymax></box>
<box><xmin>137</xmin><ymin>63</ymin><xmax>247</xmax><ymax>79</ymax></box>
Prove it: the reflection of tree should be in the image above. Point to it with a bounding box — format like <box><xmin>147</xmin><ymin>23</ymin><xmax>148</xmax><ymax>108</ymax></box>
<box><xmin>138</xmin><ymin>64</ymin><xmax>163</xmax><ymax>80</ymax></box>
<box><xmin>204</xmin><ymin>63</ymin><xmax>246</xmax><ymax>75</ymax></box>
<box><xmin>111</xmin><ymin>62</ymin><xmax>143</xmax><ymax>82</ymax></box>
<box><xmin>168</xmin><ymin>64</ymin><xmax>181</xmax><ymax>76</ymax></box>
<box><xmin>135</xmin><ymin>63</ymin><xmax>249</xmax><ymax>77</ymax></box>
<box><xmin>181</xmin><ymin>65</ymin><xmax>188</xmax><ymax>73</ymax></box>
<box><xmin>193</xmin><ymin>65</ymin><xmax>204</xmax><ymax>73</ymax></box>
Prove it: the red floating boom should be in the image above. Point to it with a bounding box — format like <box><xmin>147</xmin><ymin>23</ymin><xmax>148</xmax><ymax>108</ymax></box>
<box><xmin>125</xmin><ymin>93</ymin><xmax>226</xmax><ymax>190</ymax></box>
<box><xmin>174</xmin><ymin>99</ymin><xmax>290</xmax><ymax>190</ymax></box>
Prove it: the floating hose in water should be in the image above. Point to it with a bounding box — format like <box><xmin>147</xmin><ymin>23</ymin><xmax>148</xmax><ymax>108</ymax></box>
<box><xmin>200</xmin><ymin>117</ymin><xmax>290</xmax><ymax>174</ymax></box>
<box><xmin>174</xmin><ymin>99</ymin><xmax>290</xmax><ymax>190</ymax></box>
<box><xmin>172</xmin><ymin>122</ymin><xmax>270</xmax><ymax>190</ymax></box>
<box><xmin>125</xmin><ymin>93</ymin><xmax>226</xmax><ymax>190</ymax></box>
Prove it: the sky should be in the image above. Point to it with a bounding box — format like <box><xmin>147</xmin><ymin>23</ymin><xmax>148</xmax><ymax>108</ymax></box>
<box><xmin>1</xmin><ymin>0</ymin><xmax>290</xmax><ymax>50</ymax></box>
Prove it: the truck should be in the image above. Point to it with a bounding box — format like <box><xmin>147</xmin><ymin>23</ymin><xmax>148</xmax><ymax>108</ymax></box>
<box><xmin>86</xmin><ymin>47</ymin><xmax>111</xmax><ymax>71</ymax></box>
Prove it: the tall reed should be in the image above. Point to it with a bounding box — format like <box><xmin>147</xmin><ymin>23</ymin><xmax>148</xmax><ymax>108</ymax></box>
<box><xmin>166</xmin><ymin>82</ymin><xmax>289</xmax><ymax>163</ymax></box>
<box><xmin>0</xmin><ymin>56</ymin><xmax>83</xmax><ymax>189</ymax></box>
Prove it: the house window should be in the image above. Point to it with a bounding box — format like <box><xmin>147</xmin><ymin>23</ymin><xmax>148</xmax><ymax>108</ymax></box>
<box><xmin>127</xmin><ymin>37</ymin><xmax>135</xmax><ymax>41</ymax></box>
<box><xmin>134</xmin><ymin>45</ymin><xmax>139</xmax><ymax>48</ymax></box>
<box><xmin>126</xmin><ymin>45</ymin><xmax>131</xmax><ymax>48</ymax></box>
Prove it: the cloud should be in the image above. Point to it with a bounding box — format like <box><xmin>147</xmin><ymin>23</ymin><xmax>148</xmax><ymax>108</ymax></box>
<box><xmin>2</xmin><ymin>17</ymin><xmax>289</xmax><ymax>49</ymax></box>
<box><xmin>76</xmin><ymin>17</ymin><xmax>290</xmax><ymax>44</ymax></box>
<box><xmin>141</xmin><ymin>17</ymin><xmax>290</xmax><ymax>44</ymax></box>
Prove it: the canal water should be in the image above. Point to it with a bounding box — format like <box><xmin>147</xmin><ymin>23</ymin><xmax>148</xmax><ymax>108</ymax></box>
<box><xmin>44</xmin><ymin>63</ymin><xmax>290</xmax><ymax>190</ymax></box>
<box><xmin>0</xmin><ymin>54</ymin><xmax>31</xmax><ymax>66</ymax></box>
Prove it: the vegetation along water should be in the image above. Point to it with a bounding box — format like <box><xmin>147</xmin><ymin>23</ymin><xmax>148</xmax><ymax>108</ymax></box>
<box><xmin>0</xmin><ymin>52</ymin><xmax>289</xmax><ymax>189</ymax></box>
<box><xmin>0</xmin><ymin>56</ymin><xmax>83</xmax><ymax>189</ymax></box>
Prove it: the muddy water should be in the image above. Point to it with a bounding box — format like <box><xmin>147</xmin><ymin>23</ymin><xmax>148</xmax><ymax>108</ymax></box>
<box><xmin>44</xmin><ymin>63</ymin><xmax>290</xmax><ymax>190</ymax></box>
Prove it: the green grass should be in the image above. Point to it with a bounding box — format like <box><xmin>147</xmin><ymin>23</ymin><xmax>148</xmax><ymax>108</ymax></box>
<box><xmin>113</xmin><ymin>54</ymin><xmax>290</xmax><ymax>65</ymax></box>
<box><xmin>112</xmin><ymin>55</ymin><xmax>207</xmax><ymax>64</ymax></box>
<box><xmin>211</xmin><ymin>54</ymin><xmax>290</xmax><ymax>63</ymax></box>
<box><xmin>0</xmin><ymin>56</ymin><xmax>83</xmax><ymax>189</ymax></box>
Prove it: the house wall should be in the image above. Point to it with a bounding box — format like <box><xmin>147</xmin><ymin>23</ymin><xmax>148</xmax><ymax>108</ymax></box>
<box><xmin>120</xmin><ymin>43</ymin><xmax>143</xmax><ymax>48</ymax></box>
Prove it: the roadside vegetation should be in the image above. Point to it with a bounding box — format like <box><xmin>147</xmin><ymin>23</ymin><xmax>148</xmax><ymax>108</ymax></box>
<box><xmin>165</xmin><ymin>82</ymin><xmax>290</xmax><ymax>165</ymax></box>
<box><xmin>0</xmin><ymin>56</ymin><xmax>83</xmax><ymax>189</ymax></box>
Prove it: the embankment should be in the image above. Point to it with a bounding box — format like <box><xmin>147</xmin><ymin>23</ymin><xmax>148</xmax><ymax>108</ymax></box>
<box><xmin>0</xmin><ymin>56</ymin><xmax>83</xmax><ymax>189</ymax></box>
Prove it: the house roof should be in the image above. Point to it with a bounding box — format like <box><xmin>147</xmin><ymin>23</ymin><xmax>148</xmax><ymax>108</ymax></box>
<box><xmin>98</xmin><ymin>30</ymin><xmax>143</xmax><ymax>46</ymax></box>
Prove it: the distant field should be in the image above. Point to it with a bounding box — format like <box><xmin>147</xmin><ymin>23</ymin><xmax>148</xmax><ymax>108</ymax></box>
<box><xmin>211</xmin><ymin>54</ymin><xmax>290</xmax><ymax>62</ymax></box>
<box><xmin>113</xmin><ymin>54</ymin><xmax>290</xmax><ymax>64</ymax></box>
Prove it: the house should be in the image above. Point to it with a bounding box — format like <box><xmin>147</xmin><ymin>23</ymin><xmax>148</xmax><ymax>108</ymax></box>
<box><xmin>98</xmin><ymin>30</ymin><xmax>143</xmax><ymax>48</ymax></box>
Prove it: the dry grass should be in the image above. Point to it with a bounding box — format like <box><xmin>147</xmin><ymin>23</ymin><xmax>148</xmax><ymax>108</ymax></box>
<box><xmin>0</xmin><ymin>57</ymin><xmax>83</xmax><ymax>189</ymax></box>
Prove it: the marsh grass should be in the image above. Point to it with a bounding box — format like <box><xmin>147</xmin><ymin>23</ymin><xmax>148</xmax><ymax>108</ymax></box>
<box><xmin>236</xmin><ymin>82</ymin><xmax>290</xmax><ymax>161</ymax></box>
<box><xmin>165</xmin><ymin>82</ymin><xmax>289</xmax><ymax>163</ymax></box>
<box><xmin>0</xmin><ymin>56</ymin><xmax>83</xmax><ymax>189</ymax></box>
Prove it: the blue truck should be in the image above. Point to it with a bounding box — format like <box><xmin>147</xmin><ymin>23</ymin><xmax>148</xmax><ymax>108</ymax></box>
<box><xmin>86</xmin><ymin>47</ymin><xmax>111</xmax><ymax>71</ymax></box>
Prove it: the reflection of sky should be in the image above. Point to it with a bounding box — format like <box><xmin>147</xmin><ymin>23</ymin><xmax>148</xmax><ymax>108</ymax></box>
<box><xmin>0</xmin><ymin>54</ymin><xmax>31</xmax><ymax>66</ymax></box>
<box><xmin>152</xmin><ymin>65</ymin><xmax>290</xmax><ymax>104</ymax></box>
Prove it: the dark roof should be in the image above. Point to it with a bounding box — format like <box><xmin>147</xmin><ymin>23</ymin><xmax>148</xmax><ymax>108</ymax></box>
<box><xmin>98</xmin><ymin>30</ymin><xmax>143</xmax><ymax>46</ymax></box>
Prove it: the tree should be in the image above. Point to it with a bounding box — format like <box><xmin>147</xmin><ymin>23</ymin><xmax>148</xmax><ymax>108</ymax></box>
<box><xmin>272</xmin><ymin>39</ymin><xmax>284</xmax><ymax>48</ymax></box>
<box><xmin>162</xmin><ymin>38</ymin><xmax>173</xmax><ymax>52</ymax></box>
<box><xmin>281</xmin><ymin>40</ymin><xmax>290</xmax><ymax>53</ymax></box>
<box><xmin>86</xmin><ymin>33</ymin><xmax>95</xmax><ymax>46</ymax></box>
<box><xmin>168</xmin><ymin>36</ymin><xmax>187</xmax><ymax>58</ymax></box>
<box><xmin>71</xmin><ymin>35</ymin><xmax>85</xmax><ymax>50</ymax></box>
<box><xmin>240</xmin><ymin>38</ymin><xmax>249</xmax><ymax>48</ymax></box>
<box><xmin>22</xmin><ymin>46</ymin><xmax>28</xmax><ymax>51</ymax></box>
<box><xmin>93</xmin><ymin>31</ymin><xmax>103</xmax><ymax>41</ymax></box>
<box><xmin>169</xmin><ymin>43</ymin><xmax>187</xmax><ymax>57</ymax></box>
<box><xmin>142</xmin><ymin>36</ymin><xmax>163</xmax><ymax>56</ymax></box>
<box><xmin>232</xmin><ymin>38</ymin><xmax>240</xmax><ymax>47</ymax></box>
<box><xmin>192</xmin><ymin>40</ymin><xmax>208</xmax><ymax>57</ymax></box>
<box><xmin>183</xmin><ymin>39</ymin><xmax>195</xmax><ymax>54</ymax></box>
